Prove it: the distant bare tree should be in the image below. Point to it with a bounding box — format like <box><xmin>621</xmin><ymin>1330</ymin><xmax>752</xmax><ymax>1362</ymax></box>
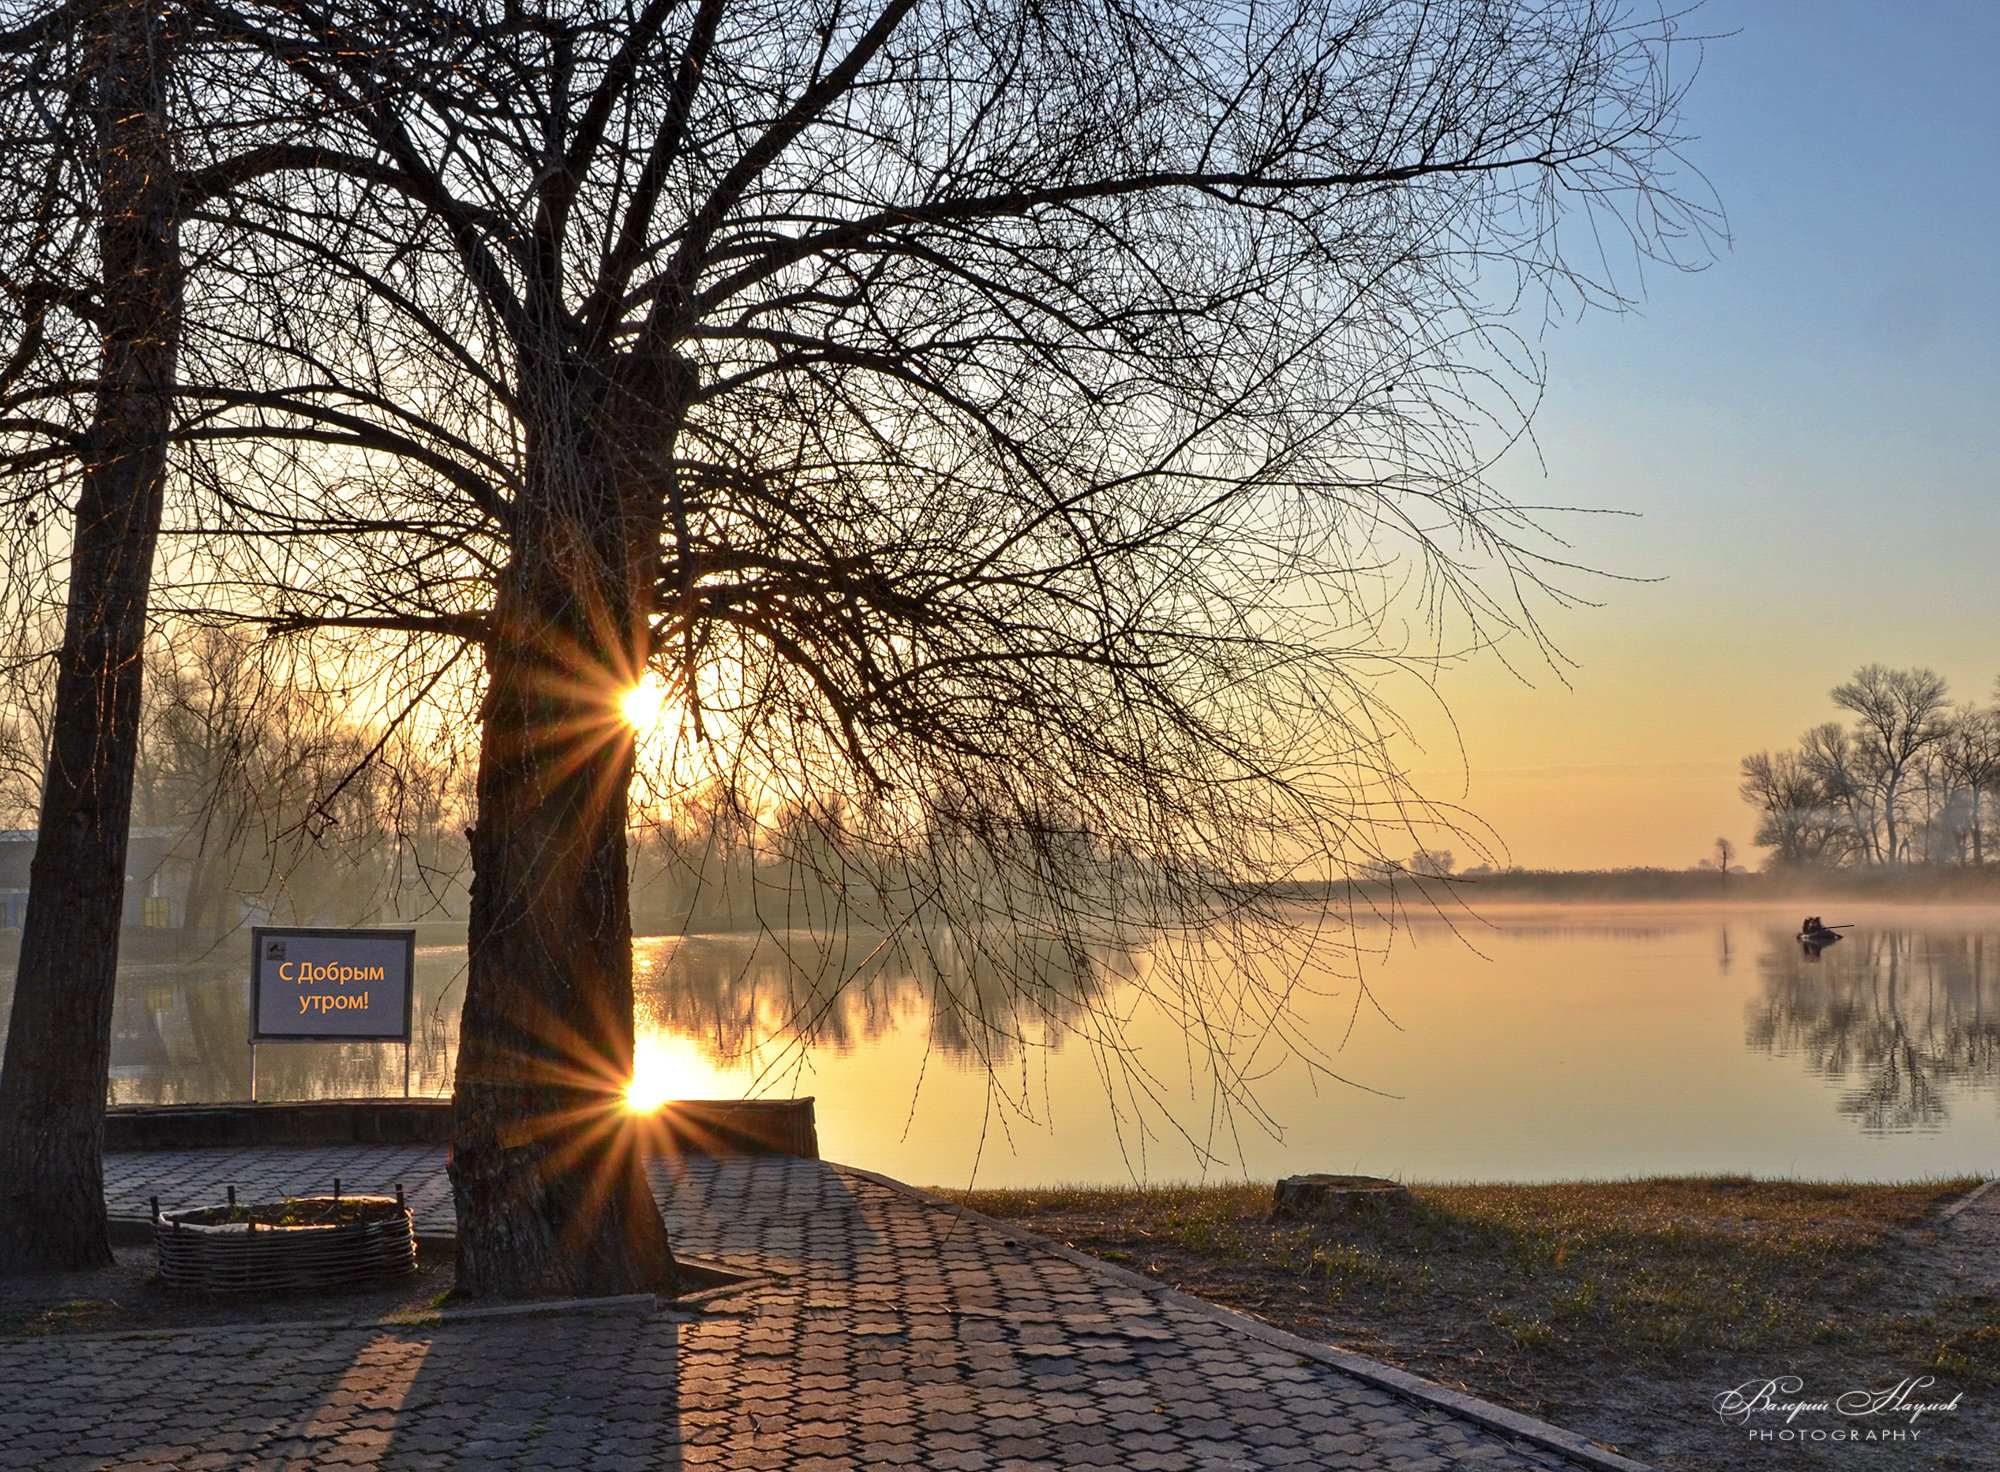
<box><xmin>1713</xmin><ymin>835</ymin><xmax>1734</xmax><ymax>875</ymax></box>
<box><xmin>1937</xmin><ymin>704</ymin><xmax>2000</xmax><ymax>866</ymax></box>
<box><xmin>133</xmin><ymin>625</ymin><xmax>470</xmax><ymax>936</ymax></box>
<box><xmin>1797</xmin><ymin>720</ymin><xmax>1879</xmax><ymax>865</ymax></box>
<box><xmin>1832</xmin><ymin>666</ymin><xmax>1951</xmax><ymax>867</ymax></box>
<box><xmin>1739</xmin><ymin>748</ymin><xmax>1851</xmax><ymax>868</ymax></box>
<box><xmin>1741</xmin><ymin>671</ymin><xmax>2000</xmax><ymax>871</ymax></box>
<box><xmin>0</xmin><ymin>629</ymin><xmax>57</xmax><ymax>828</ymax></box>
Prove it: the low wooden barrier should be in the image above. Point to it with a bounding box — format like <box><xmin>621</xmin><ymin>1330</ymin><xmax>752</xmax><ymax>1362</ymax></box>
<box><xmin>155</xmin><ymin>1193</ymin><xmax>418</xmax><ymax>1292</ymax></box>
<box><xmin>107</xmin><ymin>1097</ymin><xmax>819</xmax><ymax>1157</ymax></box>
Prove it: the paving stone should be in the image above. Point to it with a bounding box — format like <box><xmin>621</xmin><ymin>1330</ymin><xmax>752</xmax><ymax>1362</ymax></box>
<box><xmin>0</xmin><ymin>1147</ymin><xmax>1625</xmax><ymax>1471</ymax></box>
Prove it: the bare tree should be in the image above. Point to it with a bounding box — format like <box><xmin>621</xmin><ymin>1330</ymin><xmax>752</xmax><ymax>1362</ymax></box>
<box><xmin>1797</xmin><ymin>720</ymin><xmax>1877</xmax><ymax>865</ymax></box>
<box><xmin>1831</xmin><ymin>665</ymin><xmax>1952</xmax><ymax>867</ymax></box>
<box><xmin>133</xmin><ymin>624</ymin><xmax>470</xmax><ymax>936</ymax></box>
<box><xmin>0</xmin><ymin>0</ymin><xmax>502</xmax><ymax>1268</ymax></box>
<box><xmin>1713</xmin><ymin>835</ymin><xmax>1733</xmax><ymax>875</ymax></box>
<box><xmin>1742</xmin><ymin>674</ymin><xmax>2000</xmax><ymax>871</ymax></box>
<box><xmin>0</xmin><ymin>0</ymin><xmax>184</xmax><ymax>1273</ymax></box>
<box><xmin>1739</xmin><ymin>748</ymin><xmax>1851</xmax><ymax>868</ymax></box>
<box><xmin>1938</xmin><ymin>703</ymin><xmax>2000</xmax><ymax>867</ymax></box>
<box><xmin>0</xmin><ymin>624</ymin><xmax>59</xmax><ymax>828</ymax></box>
<box><xmin>124</xmin><ymin>0</ymin><xmax>1718</xmax><ymax>1296</ymax></box>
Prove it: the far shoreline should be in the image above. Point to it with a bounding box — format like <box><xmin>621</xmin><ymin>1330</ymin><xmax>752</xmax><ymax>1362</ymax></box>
<box><xmin>1320</xmin><ymin>866</ymin><xmax>2000</xmax><ymax>907</ymax></box>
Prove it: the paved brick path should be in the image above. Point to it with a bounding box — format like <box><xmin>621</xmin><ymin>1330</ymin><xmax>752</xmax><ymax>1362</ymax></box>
<box><xmin>0</xmin><ymin>1149</ymin><xmax>1645</xmax><ymax>1470</ymax></box>
<box><xmin>104</xmin><ymin>1145</ymin><xmax>453</xmax><ymax>1230</ymax></box>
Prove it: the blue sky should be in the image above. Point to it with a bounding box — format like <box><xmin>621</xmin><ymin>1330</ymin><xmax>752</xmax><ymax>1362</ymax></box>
<box><xmin>1404</xmin><ymin>0</ymin><xmax>2000</xmax><ymax>868</ymax></box>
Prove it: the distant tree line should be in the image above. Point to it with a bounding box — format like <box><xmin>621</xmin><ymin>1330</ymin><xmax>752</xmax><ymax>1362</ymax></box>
<box><xmin>1740</xmin><ymin>665</ymin><xmax>2000</xmax><ymax>869</ymax></box>
<box><xmin>10</xmin><ymin>616</ymin><xmax>1153</xmax><ymax>942</ymax></box>
<box><xmin>1</xmin><ymin>624</ymin><xmax>470</xmax><ymax>936</ymax></box>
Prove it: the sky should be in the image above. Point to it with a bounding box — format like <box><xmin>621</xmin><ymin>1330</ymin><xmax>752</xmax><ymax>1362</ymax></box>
<box><xmin>1392</xmin><ymin>0</ymin><xmax>2000</xmax><ymax>871</ymax></box>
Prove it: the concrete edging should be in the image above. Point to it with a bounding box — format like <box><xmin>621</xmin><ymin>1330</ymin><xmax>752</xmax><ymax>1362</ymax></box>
<box><xmin>10</xmin><ymin>1290</ymin><xmax>666</xmax><ymax>1349</ymax></box>
<box><xmin>403</xmin><ymin>1292</ymin><xmax>660</xmax><ymax>1324</ymax></box>
<box><xmin>109</xmin><ymin>1212</ymin><xmax>769</xmax><ymax>1309</ymax></box>
<box><xmin>105</xmin><ymin>1097</ymin><xmax>820</xmax><ymax>1157</ymax></box>
<box><xmin>837</xmin><ymin>1164</ymin><xmax>1655</xmax><ymax>1472</ymax></box>
<box><xmin>1937</xmin><ymin>1178</ymin><xmax>2000</xmax><ymax>1221</ymax></box>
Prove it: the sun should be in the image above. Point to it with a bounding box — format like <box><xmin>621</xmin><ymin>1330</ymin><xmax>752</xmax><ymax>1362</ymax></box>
<box><xmin>619</xmin><ymin>673</ymin><xmax>671</xmax><ymax>731</ymax></box>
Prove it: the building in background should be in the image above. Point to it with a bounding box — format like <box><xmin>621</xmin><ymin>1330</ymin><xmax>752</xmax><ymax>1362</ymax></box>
<box><xmin>0</xmin><ymin>827</ymin><xmax>194</xmax><ymax>933</ymax></box>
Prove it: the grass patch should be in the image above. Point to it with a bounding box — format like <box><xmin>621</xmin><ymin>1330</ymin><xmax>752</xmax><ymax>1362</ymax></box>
<box><xmin>18</xmin><ymin>1298</ymin><xmax>122</xmax><ymax>1336</ymax></box>
<box><xmin>952</xmin><ymin>1177</ymin><xmax>1971</xmax><ymax>1366</ymax></box>
<box><xmin>945</xmin><ymin>1177</ymin><xmax>1992</xmax><ymax>1469</ymax></box>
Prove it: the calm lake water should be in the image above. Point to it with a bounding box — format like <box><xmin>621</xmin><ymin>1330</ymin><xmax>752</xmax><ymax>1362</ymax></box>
<box><xmin>6</xmin><ymin>903</ymin><xmax>1999</xmax><ymax>1187</ymax></box>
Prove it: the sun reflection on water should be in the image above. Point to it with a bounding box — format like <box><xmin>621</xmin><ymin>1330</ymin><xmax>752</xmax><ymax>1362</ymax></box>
<box><xmin>625</xmin><ymin>1025</ymin><xmax>736</xmax><ymax>1111</ymax></box>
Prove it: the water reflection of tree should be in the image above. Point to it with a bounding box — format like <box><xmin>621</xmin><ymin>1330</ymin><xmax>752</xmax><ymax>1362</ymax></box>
<box><xmin>633</xmin><ymin>920</ymin><xmax>1312</xmax><ymax>1175</ymax></box>
<box><xmin>1748</xmin><ymin>928</ymin><xmax>2000</xmax><ymax>1131</ymax></box>
<box><xmin>33</xmin><ymin>953</ymin><xmax>467</xmax><ymax>1106</ymax></box>
<box><xmin>635</xmin><ymin>925</ymin><xmax>1125</xmax><ymax>1076</ymax></box>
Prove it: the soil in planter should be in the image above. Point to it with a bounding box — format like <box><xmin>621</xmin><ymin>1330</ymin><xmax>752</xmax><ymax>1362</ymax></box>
<box><xmin>172</xmin><ymin>1196</ymin><xmax>408</xmax><ymax>1230</ymax></box>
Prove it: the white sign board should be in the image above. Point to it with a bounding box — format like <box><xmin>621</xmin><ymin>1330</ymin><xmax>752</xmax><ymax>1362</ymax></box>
<box><xmin>250</xmin><ymin>927</ymin><xmax>415</xmax><ymax>1042</ymax></box>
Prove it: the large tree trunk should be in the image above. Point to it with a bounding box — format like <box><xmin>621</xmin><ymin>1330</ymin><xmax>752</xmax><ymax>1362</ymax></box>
<box><xmin>0</xmin><ymin>0</ymin><xmax>180</xmax><ymax>1274</ymax></box>
<box><xmin>449</xmin><ymin>347</ymin><xmax>686</xmax><ymax>1298</ymax></box>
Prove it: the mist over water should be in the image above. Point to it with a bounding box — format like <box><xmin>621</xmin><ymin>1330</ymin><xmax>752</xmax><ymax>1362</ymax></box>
<box><xmin>5</xmin><ymin>903</ymin><xmax>1998</xmax><ymax>1186</ymax></box>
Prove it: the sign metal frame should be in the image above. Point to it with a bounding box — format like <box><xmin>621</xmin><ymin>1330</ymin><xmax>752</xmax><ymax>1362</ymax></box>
<box><xmin>248</xmin><ymin>925</ymin><xmax>417</xmax><ymax>1044</ymax></box>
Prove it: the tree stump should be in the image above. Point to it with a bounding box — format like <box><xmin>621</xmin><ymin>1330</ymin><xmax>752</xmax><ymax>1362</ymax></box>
<box><xmin>1271</xmin><ymin>1174</ymin><xmax>1411</xmax><ymax>1222</ymax></box>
